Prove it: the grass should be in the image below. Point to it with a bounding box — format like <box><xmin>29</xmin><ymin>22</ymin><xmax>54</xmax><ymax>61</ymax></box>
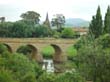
<box><xmin>41</xmin><ymin>46</ymin><xmax>55</xmax><ymax>59</ymax></box>
<box><xmin>41</xmin><ymin>45</ymin><xmax>77</xmax><ymax>59</ymax></box>
<box><xmin>66</xmin><ymin>46</ymin><xmax>77</xmax><ymax>58</ymax></box>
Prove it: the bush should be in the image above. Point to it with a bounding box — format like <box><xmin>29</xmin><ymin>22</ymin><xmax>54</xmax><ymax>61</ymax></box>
<box><xmin>61</xmin><ymin>28</ymin><xmax>74</xmax><ymax>38</ymax></box>
<box><xmin>0</xmin><ymin>69</ymin><xmax>17</xmax><ymax>82</ymax></box>
<box><xmin>53</xmin><ymin>31</ymin><xmax>61</xmax><ymax>38</ymax></box>
<box><xmin>0</xmin><ymin>44</ymin><xmax>8</xmax><ymax>54</ymax></box>
<box><xmin>0</xmin><ymin>52</ymin><xmax>41</xmax><ymax>82</ymax></box>
<box><xmin>38</xmin><ymin>72</ymin><xmax>56</xmax><ymax>82</ymax></box>
<box><xmin>55</xmin><ymin>71</ymin><xmax>86</xmax><ymax>82</ymax></box>
<box><xmin>75</xmin><ymin>43</ymin><xmax>110</xmax><ymax>82</ymax></box>
<box><xmin>34</xmin><ymin>25</ymin><xmax>52</xmax><ymax>37</ymax></box>
<box><xmin>17</xmin><ymin>45</ymin><xmax>32</xmax><ymax>56</ymax></box>
<box><xmin>95</xmin><ymin>34</ymin><xmax>110</xmax><ymax>49</ymax></box>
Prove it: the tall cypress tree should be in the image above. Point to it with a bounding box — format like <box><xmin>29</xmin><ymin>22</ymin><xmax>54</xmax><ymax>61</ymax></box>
<box><xmin>104</xmin><ymin>6</ymin><xmax>110</xmax><ymax>34</ymax></box>
<box><xmin>89</xmin><ymin>6</ymin><xmax>103</xmax><ymax>38</ymax></box>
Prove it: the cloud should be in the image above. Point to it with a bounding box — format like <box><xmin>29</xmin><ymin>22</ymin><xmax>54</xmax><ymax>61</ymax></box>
<box><xmin>0</xmin><ymin>0</ymin><xmax>110</xmax><ymax>21</ymax></box>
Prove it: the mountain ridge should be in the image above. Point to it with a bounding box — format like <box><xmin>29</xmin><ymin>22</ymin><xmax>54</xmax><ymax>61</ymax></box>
<box><xmin>65</xmin><ymin>18</ymin><xmax>90</xmax><ymax>27</ymax></box>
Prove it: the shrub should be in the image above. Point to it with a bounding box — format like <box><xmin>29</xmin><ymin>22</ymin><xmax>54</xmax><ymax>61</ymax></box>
<box><xmin>0</xmin><ymin>52</ymin><xmax>41</xmax><ymax>82</ymax></box>
<box><xmin>0</xmin><ymin>69</ymin><xmax>18</xmax><ymax>82</ymax></box>
<box><xmin>55</xmin><ymin>71</ymin><xmax>86</xmax><ymax>82</ymax></box>
<box><xmin>0</xmin><ymin>44</ymin><xmax>8</xmax><ymax>54</ymax></box>
<box><xmin>16</xmin><ymin>45</ymin><xmax>32</xmax><ymax>56</ymax></box>
<box><xmin>61</xmin><ymin>28</ymin><xmax>74</xmax><ymax>38</ymax></box>
<box><xmin>53</xmin><ymin>31</ymin><xmax>61</xmax><ymax>38</ymax></box>
<box><xmin>38</xmin><ymin>72</ymin><xmax>56</xmax><ymax>82</ymax></box>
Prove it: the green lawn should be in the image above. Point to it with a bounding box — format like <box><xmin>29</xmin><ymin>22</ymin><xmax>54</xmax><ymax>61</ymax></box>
<box><xmin>41</xmin><ymin>45</ymin><xmax>77</xmax><ymax>59</ymax></box>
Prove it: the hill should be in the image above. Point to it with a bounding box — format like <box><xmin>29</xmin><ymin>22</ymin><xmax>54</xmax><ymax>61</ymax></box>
<box><xmin>65</xmin><ymin>18</ymin><xmax>90</xmax><ymax>27</ymax></box>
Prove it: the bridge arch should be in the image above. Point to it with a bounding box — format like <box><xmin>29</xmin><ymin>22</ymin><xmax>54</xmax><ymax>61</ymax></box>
<box><xmin>27</xmin><ymin>44</ymin><xmax>43</xmax><ymax>63</ymax></box>
<box><xmin>50</xmin><ymin>44</ymin><xmax>64</xmax><ymax>63</ymax></box>
<box><xmin>3</xmin><ymin>44</ymin><xmax>12</xmax><ymax>53</ymax></box>
<box><xmin>16</xmin><ymin>44</ymin><xmax>43</xmax><ymax>62</ymax></box>
<box><xmin>27</xmin><ymin>44</ymin><xmax>38</xmax><ymax>59</ymax></box>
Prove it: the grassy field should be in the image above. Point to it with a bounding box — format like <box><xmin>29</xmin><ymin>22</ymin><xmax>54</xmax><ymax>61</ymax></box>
<box><xmin>41</xmin><ymin>45</ymin><xmax>77</xmax><ymax>59</ymax></box>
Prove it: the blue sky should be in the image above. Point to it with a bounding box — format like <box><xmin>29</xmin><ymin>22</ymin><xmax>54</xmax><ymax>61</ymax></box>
<box><xmin>0</xmin><ymin>0</ymin><xmax>110</xmax><ymax>21</ymax></box>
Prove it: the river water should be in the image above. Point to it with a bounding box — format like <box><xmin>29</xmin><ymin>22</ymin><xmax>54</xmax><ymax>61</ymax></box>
<box><xmin>42</xmin><ymin>59</ymin><xmax>54</xmax><ymax>72</ymax></box>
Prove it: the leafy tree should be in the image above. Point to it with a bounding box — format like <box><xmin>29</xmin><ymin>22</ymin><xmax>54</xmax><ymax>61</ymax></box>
<box><xmin>61</xmin><ymin>28</ymin><xmax>74</xmax><ymax>38</ymax></box>
<box><xmin>0</xmin><ymin>51</ymin><xmax>41</xmax><ymax>82</ymax></box>
<box><xmin>52</xmin><ymin>30</ymin><xmax>61</xmax><ymax>38</ymax></box>
<box><xmin>9</xmin><ymin>21</ymin><xmax>33</xmax><ymax>37</ymax></box>
<box><xmin>74</xmin><ymin>37</ymin><xmax>110</xmax><ymax>82</ymax></box>
<box><xmin>0</xmin><ymin>22</ymin><xmax>13</xmax><ymax>37</ymax></box>
<box><xmin>34</xmin><ymin>25</ymin><xmax>52</xmax><ymax>37</ymax></box>
<box><xmin>20</xmin><ymin>11</ymin><xmax>40</xmax><ymax>25</ymax></box>
<box><xmin>104</xmin><ymin>6</ymin><xmax>110</xmax><ymax>34</ymax></box>
<box><xmin>89</xmin><ymin>6</ymin><xmax>103</xmax><ymax>38</ymax></box>
<box><xmin>0</xmin><ymin>17</ymin><xmax>5</xmax><ymax>23</ymax></box>
<box><xmin>0</xmin><ymin>44</ymin><xmax>8</xmax><ymax>54</ymax></box>
<box><xmin>95</xmin><ymin>34</ymin><xmax>110</xmax><ymax>49</ymax></box>
<box><xmin>74</xmin><ymin>35</ymin><xmax>92</xmax><ymax>50</ymax></box>
<box><xmin>0</xmin><ymin>69</ymin><xmax>18</xmax><ymax>82</ymax></box>
<box><xmin>51</xmin><ymin>14</ymin><xmax>65</xmax><ymax>31</ymax></box>
<box><xmin>38</xmin><ymin>73</ymin><xmax>56</xmax><ymax>82</ymax></box>
<box><xmin>55</xmin><ymin>71</ymin><xmax>85</xmax><ymax>82</ymax></box>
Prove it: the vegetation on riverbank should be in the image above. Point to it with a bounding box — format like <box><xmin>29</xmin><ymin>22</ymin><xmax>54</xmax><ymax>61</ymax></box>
<box><xmin>0</xmin><ymin>5</ymin><xmax>110</xmax><ymax>82</ymax></box>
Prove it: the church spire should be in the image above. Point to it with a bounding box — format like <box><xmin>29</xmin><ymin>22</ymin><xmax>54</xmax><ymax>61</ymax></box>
<box><xmin>46</xmin><ymin>13</ymin><xmax>49</xmax><ymax>21</ymax></box>
<box><xmin>43</xmin><ymin>12</ymin><xmax>51</xmax><ymax>29</ymax></box>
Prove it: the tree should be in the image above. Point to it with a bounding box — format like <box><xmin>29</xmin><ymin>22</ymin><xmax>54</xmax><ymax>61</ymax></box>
<box><xmin>0</xmin><ymin>69</ymin><xmax>17</xmax><ymax>82</ymax></box>
<box><xmin>9</xmin><ymin>21</ymin><xmax>33</xmax><ymax>38</ymax></box>
<box><xmin>55</xmin><ymin>71</ymin><xmax>86</xmax><ymax>82</ymax></box>
<box><xmin>95</xmin><ymin>34</ymin><xmax>110</xmax><ymax>49</ymax></box>
<box><xmin>0</xmin><ymin>44</ymin><xmax>8</xmax><ymax>54</ymax></box>
<box><xmin>51</xmin><ymin>14</ymin><xmax>65</xmax><ymax>31</ymax></box>
<box><xmin>33</xmin><ymin>25</ymin><xmax>52</xmax><ymax>37</ymax></box>
<box><xmin>0</xmin><ymin>22</ymin><xmax>13</xmax><ymax>37</ymax></box>
<box><xmin>20</xmin><ymin>11</ymin><xmax>40</xmax><ymax>25</ymax></box>
<box><xmin>0</xmin><ymin>17</ymin><xmax>5</xmax><ymax>23</ymax></box>
<box><xmin>104</xmin><ymin>6</ymin><xmax>110</xmax><ymax>34</ymax></box>
<box><xmin>74</xmin><ymin>36</ymin><xmax>110</xmax><ymax>82</ymax></box>
<box><xmin>89</xmin><ymin>6</ymin><xmax>103</xmax><ymax>38</ymax></box>
<box><xmin>0</xmin><ymin>51</ymin><xmax>41</xmax><ymax>82</ymax></box>
<box><xmin>38</xmin><ymin>73</ymin><xmax>56</xmax><ymax>82</ymax></box>
<box><xmin>61</xmin><ymin>28</ymin><xmax>74</xmax><ymax>38</ymax></box>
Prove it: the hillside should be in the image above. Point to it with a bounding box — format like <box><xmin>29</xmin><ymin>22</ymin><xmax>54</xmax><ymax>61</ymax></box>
<box><xmin>65</xmin><ymin>18</ymin><xmax>90</xmax><ymax>27</ymax></box>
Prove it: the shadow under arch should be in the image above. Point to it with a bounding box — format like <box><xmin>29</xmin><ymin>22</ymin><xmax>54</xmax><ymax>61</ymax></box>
<box><xmin>3</xmin><ymin>43</ymin><xmax>12</xmax><ymax>53</ymax></box>
<box><xmin>26</xmin><ymin>44</ymin><xmax>38</xmax><ymax>59</ymax></box>
<box><xmin>51</xmin><ymin>44</ymin><xmax>63</xmax><ymax>63</ymax></box>
<box><xmin>27</xmin><ymin>44</ymin><xmax>43</xmax><ymax>63</ymax></box>
<box><xmin>16</xmin><ymin>44</ymin><xmax>43</xmax><ymax>63</ymax></box>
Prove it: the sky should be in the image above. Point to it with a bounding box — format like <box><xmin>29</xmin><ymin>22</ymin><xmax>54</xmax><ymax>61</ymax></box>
<box><xmin>0</xmin><ymin>0</ymin><xmax>110</xmax><ymax>22</ymax></box>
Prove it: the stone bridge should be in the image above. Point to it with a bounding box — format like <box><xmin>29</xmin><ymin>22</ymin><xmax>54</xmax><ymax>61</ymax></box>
<box><xmin>0</xmin><ymin>38</ymin><xmax>77</xmax><ymax>63</ymax></box>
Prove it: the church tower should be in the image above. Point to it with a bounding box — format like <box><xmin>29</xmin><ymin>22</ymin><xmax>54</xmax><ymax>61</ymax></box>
<box><xmin>43</xmin><ymin>13</ymin><xmax>51</xmax><ymax>29</ymax></box>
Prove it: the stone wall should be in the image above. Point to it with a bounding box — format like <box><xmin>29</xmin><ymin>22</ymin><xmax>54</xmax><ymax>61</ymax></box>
<box><xmin>0</xmin><ymin>38</ymin><xmax>77</xmax><ymax>63</ymax></box>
